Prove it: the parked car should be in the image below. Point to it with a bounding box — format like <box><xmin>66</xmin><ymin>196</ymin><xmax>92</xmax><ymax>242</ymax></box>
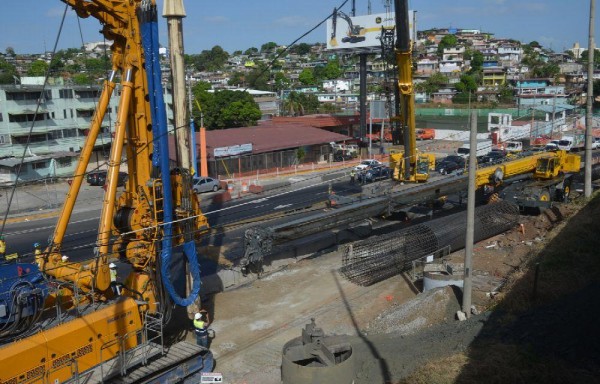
<box><xmin>435</xmin><ymin>155</ymin><xmax>465</xmax><ymax>175</ymax></box>
<box><xmin>86</xmin><ymin>171</ymin><xmax>128</xmax><ymax>187</ymax></box>
<box><xmin>478</xmin><ymin>150</ymin><xmax>506</xmax><ymax>165</ymax></box>
<box><xmin>354</xmin><ymin>159</ymin><xmax>383</xmax><ymax>172</ymax></box>
<box><xmin>416</xmin><ymin>128</ymin><xmax>435</xmax><ymax>140</ymax></box>
<box><xmin>333</xmin><ymin>150</ymin><xmax>353</xmax><ymax>162</ymax></box>
<box><xmin>545</xmin><ymin>140</ymin><xmax>560</xmax><ymax>151</ymax></box>
<box><xmin>358</xmin><ymin>166</ymin><xmax>391</xmax><ymax>183</ymax></box>
<box><xmin>193</xmin><ymin>176</ymin><xmax>221</xmax><ymax>193</ymax></box>
<box><xmin>592</xmin><ymin>137</ymin><xmax>600</xmax><ymax>150</ymax></box>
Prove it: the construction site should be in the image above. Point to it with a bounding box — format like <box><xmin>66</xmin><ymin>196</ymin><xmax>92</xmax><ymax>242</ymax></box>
<box><xmin>0</xmin><ymin>0</ymin><xmax>599</xmax><ymax>383</ymax></box>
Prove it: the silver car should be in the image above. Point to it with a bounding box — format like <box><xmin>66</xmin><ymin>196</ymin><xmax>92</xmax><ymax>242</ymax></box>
<box><xmin>193</xmin><ymin>177</ymin><xmax>221</xmax><ymax>193</ymax></box>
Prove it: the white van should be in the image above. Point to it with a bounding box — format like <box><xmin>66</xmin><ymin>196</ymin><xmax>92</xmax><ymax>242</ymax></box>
<box><xmin>456</xmin><ymin>140</ymin><xmax>493</xmax><ymax>158</ymax></box>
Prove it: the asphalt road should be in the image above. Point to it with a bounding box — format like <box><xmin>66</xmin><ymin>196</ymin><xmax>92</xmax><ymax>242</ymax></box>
<box><xmin>2</xmin><ymin>173</ymin><xmax>361</xmax><ymax>264</ymax></box>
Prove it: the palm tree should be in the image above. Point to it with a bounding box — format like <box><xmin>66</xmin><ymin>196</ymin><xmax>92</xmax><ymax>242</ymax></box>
<box><xmin>282</xmin><ymin>91</ymin><xmax>305</xmax><ymax>116</ymax></box>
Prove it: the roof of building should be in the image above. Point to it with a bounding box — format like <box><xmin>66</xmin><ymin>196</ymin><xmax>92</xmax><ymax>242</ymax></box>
<box><xmin>168</xmin><ymin>120</ymin><xmax>353</xmax><ymax>160</ymax></box>
<box><xmin>0</xmin><ymin>152</ymin><xmax>77</xmax><ymax>167</ymax></box>
<box><xmin>206</xmin><ymin>121</ymin><xmax>352</xmax><ymax>157</ymax></box>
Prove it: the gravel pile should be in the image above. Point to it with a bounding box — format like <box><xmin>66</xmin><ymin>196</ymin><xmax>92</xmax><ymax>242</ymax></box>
<box><xmin>366</xmin><ymin>285</ymin><xmax>461</xmax><ymax>335</ymax></box>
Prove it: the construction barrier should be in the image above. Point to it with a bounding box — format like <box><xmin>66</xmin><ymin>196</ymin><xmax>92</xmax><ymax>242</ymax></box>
<box><xmin>241</xmin><ymin>181</ymin><xmax>248</xmax><ymax>193</ymax></box>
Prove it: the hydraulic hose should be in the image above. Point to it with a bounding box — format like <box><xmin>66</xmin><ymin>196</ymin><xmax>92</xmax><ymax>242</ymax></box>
<box><xmin>139</xmin><ymin>1</ymin><xmax>201</xmax><ymax>307</ymax></box>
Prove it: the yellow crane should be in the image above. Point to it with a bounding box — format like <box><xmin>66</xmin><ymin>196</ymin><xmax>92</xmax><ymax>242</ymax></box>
<box><xmin>0</xmin><ymin>1</ymin><xmax>212</xmax><ymax>382</ymax></box>
<box><xmin>388</xmin><ymin>0</ymin><xmax>435</xmax><ymax>182</ymax></box>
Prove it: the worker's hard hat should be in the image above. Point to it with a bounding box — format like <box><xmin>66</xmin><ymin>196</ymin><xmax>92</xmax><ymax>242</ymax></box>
<box><xmin>109</xmin><ymin>262</ymin><xmax>117</xmax><ymax>269</ymax></box>
<box><xmin>61</xmin><ymin>255</ymin><xmax>69</xmax><ymax>262</ymax></box>
<box><xmin>34</xmin><ymin>242</ymin><xmax>40</xmax><ymax>248</ymax></box>
<box><xmin>194</xmin><ymin>313</ymin><xmax>202</xmax><ymax>320</ymax></box>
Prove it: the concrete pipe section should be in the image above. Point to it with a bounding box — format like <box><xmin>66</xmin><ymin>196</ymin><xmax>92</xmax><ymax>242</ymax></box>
<box><xmin>281</xmin><ymin>318</ymin><xmax>355</xmax><ymax>384</ymax></box>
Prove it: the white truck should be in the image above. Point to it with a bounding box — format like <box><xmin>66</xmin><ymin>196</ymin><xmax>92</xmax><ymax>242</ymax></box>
<box><xmin>558</xmin><ymin>133</ymin><xmax>585</xmax><ymax>152</ymax></box>
<box><xmin>456</xmin><ymin>139</ymin><xmax>493</xmax><ymax>159</ymax></box>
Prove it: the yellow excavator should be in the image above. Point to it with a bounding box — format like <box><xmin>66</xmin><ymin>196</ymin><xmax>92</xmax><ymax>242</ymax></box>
<box><xmin>388</xmin><ymin>0</ymin><xmax>435</xmax><ymax>183</ymax></box>
<box><xmin>0</xmin><ymin>0</ymin><xmax>212</xmax><ymax>382</ymax></box>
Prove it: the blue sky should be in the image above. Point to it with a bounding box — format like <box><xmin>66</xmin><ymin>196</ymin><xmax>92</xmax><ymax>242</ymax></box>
<box><xmin>0</xmin><ymin>1</ymin><xmax>598</xmax><ymax>55</ymax></box>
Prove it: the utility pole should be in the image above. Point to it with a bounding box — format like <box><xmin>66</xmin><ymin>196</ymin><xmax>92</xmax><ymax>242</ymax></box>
<box><xmin>163</xmin><ymin>0</ymin><xmax>191</xmax><ymax>170</ymax></box>
<box><xmin>585</xmin><ymin>0</ymin><xmax>595</xmax><ymax>198</ymax></box>
<box><xmin>462</xmin><ymin>111</ymin><xmax>477</xmax><ymax>319</ymax></box>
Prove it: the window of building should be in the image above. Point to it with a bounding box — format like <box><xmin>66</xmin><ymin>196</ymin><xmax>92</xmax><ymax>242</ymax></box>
<box><xmin>5</xmin><ymin>90</ymin><xmax>51</xmax><ymax>101</ymax></box>
<box><xmin>76</xmin><ymin>109</ymin><xmax>94</xmax><ymax>118</ymax></box>
<box><xmin>74</xmin><ymin>89</ymin><xmax>101</xmax><ymax>99</ymax></box>
<box><xmin>57</xmin><ymin>157</ymin><xmax>72</xmax><ymax>167</ymax></box>
<box><xmin>48</xmin><ymin>130</ymin><xmax>62</xmax><ymax>140</ymax></box>
<box><xmin>8</xmin><ymin>112</ymin><xmax>48</xmax><ymax>123</ymax></box>
<box><xmin>0</xmin><ymin>134</ymin><xmax>8</xmax><ymax>145</ymax></box>
<box><xmin>59</xmin><ymin>89</ymin><xmax>74</xmax><ymax>99</ymax></box>
<box><xmin>32</xmin><ymin>161</ymin><xmax>48</xmax><ymax>170</ymax></box>
<box><xmin>0</xmin><ymin>113</ymin><xmax>3</xmax><ymax>122</ymax></box>
<box><xmin>63</xmin><ymin>128</ymin><xmax>78</xmax><ymax>138</ymax></box>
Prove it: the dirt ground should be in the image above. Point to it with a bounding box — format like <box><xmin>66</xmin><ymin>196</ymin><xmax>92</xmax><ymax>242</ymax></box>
<box><xmin>195</xmin><ymin>192</ymin><xmax>587</xmax><ymax>383</ymax></box>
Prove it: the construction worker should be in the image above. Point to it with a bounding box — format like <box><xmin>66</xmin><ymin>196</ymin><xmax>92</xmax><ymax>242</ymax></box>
<box><xmin>109</xmin><ymin>263</ymin><xmax>120</xmax><ymax>295</ymax></box>
<box><xmin>193</xmin><ymin>312</ymin><xmax>209</xmax><ymax>348</ymax></box>
<box><xmin>0</xmin><ymin>235</ymin><xmax>5</xmax><ymax>262</ymax></box>
<box><xmin>34</xmin><ymin>243</ymin><xmax>42</xmax><ymax>267</ymax></box>
<box><xmin>350</xmin><ymin>169</ymin><xmax>356</xmax><ymax>184</ymax></box>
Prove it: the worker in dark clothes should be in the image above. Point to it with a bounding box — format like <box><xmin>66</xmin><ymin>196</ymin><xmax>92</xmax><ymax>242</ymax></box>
<box><xmin>193</xmin><ymin>312</ymin><xmax>209</xmax><ymax>348</ymax></box>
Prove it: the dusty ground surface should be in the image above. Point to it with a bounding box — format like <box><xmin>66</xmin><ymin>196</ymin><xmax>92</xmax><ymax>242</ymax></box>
<box><xmin>184</xmin><ymin>188</ymin><xmax>594</xmax><ymax>383</ymax></box>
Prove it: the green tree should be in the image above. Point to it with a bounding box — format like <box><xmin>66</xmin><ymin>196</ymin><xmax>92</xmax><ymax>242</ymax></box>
<box><xmin>84</xmin><ymin>57</ymin><xmax>110</xmax><ymax>73</ymax></box>
<box><xmin>190</xmin><ymin>45</ymin><xmax>229</xmax><ymax>71</ymax></box>
<box><xmin>228</xmin><ymin>71</ymin><xmax>245</xmax><ymax>87</ymax></box>
<box><xmin>246</xmin><ymin>62</ymin><xmax>271</xmax><ymax>90</ymax></box>
<box><xmin>297</xmin><ymin>93</ymin><xmax>320</xmax><ymax>114</ymax></box>
<box><xmin>497</xmin><ymin>84</ymin><xmax>515</xmax><ymax>104</ymax></box>
<box><xmin>282</xmin><ymin>91</ymin><xmax>305</xmax><ymax>116</ymax></box>
<box><xmin>72</xmin><ymin>73</ymin><xmax>92</xmax><ymax>85</ymax></box>
<box><xmin>203</xmin><ymin>90</ymin><xmax>261</xmax><ymax>129</ymax></box>
<box><xmin>298</xmin><ymin>68</ymin><xmax>316</xmax><ymax>85</ymax></box>
<box><xmin>437</xmin><ymin>34</ymin><xmax>457</xmax><ymax>54</ymax></box>
<box><xmin>533</xmin><ymin>62</ymin><xmax>560</xmax><ymax>79</ymax></box>
<box><xmin>5</xmin><ymin>47</ymin><xmax>15</xmax><ymax>56</ymax></box>
<box><xmin>578</xmin><ymin>49</ymin><xmax>600</xmax><ymax>65</ymax></box>
<box><xmin>0</xmin><ymin>57</ymin><xmax>18</xmax><ymax>84</ymax></box>
<box><xmin>273</xmin><ymin>71</ymin><xmax>291</xmax><ymax>92</ymax></box>
<box><xmin>260</xmin><ymin>42</ymin><xmax>277</xmax><ymax>53</ymax></box>
<box><xmin>314</xmin><ymin>60</ymin><xmax>342</xmax><ymax>81</ymax></box>
<box><xmin>455</xmin><ymin>74</ymin><xmax>478</xmax><ymax>93</ymax></box>
<box><xmin>244</xmin><ymin>47</ymin><xmax>259</xmax><ymax>56</ymax></box>
<box><xmin>290</xmin><ymin>43</ymin><xmax>311</xmax><ymax>55</ymax></box>
<box><xmin>27</xmin><ymin>60</ymin><xmax>49</xmax><ymax>76</ymax></box>
<box><xmin>415</xmin><ymin>72</ymin><xmax>448</xmax><ymax>95</ymax></box>
<box><xmin>469</xmin><ymin>50</ymin><xmax>484</xmax><ymax>74</ymax></box>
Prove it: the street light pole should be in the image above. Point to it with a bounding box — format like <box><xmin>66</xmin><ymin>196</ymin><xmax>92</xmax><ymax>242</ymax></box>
<box><xmin>585</xmin><ymin>0</ymin><xmax>595</xmax><ymax>198</ymax></box>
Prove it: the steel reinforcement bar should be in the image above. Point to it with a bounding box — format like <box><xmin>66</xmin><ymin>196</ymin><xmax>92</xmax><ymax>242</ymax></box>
<box><xmin>340</xmin><ymin>201</ymin><xmax>520</xmax><ymax>286</ymax></box>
